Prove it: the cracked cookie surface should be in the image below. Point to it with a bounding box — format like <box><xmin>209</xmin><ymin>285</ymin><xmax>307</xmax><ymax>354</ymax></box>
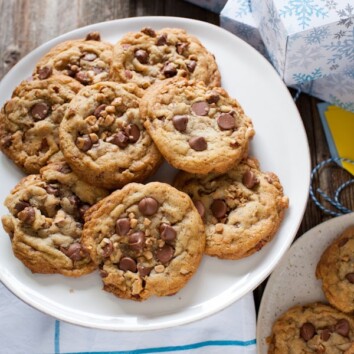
<box><xmin>33</xmin><ymin>32</ymin><xmax>112</xmax><ymax>85</ymax></box>
<box><xmin>1</xmin><ymin>161</ymin><xmax>108</xmax><ymax>276</ymax></box>
<box><xmin>0</xmin><ymin>75</ymin><xmax>82</xmax><ymax>174</ymax></box>
<box><xmin>59</xmin><ymin>81</ymin><xmax>162</xmax><ymax>189</ymax></box>
<box><xmin>316</xmin><ymin>226</ymin><xmax>354</xmax><ymax>314</ymax></box>
<box><xmin>174</xmin><ymin>157</ymin><xmax>288</xmax><ymax>259</ymax></box>
<box><xmin>140</xmin><ymin>78</ymin><xmax>255</xmax><ymax>174</ymax></box>
<box><xmin>110</xmin><ymin>27</ymin><xmax>221</xmax><ymax>89</ymax></box>
<box><xmin>268</xmin><ymin>303</ymin><xmax>354</xmax><ymax>354</ymax></box>
<box><xmin>82</xmin><ymin>182</ymin><xmax>205</xmax><ymax>301</ymax></box>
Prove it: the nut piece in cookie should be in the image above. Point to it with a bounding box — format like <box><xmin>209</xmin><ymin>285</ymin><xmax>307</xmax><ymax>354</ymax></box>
<box><xmin>59</xmin><ymin>81</ymin><xmax>162</xmax><ymax>189</ymax></box>
<box><xmin>268</xmin><ymin>302</ymin><xmax>354</xmax><ymax>354</ymax></box>
<box><xmin>316</xmin><ymin>225</ymin><xmax>354</xmax><ymax>314</ymax></box>
<box><xmin>111</xmin><ymin>27</ymin><xmax>221</xmax><ymax>89</ymax></box>
<box><xmin>174</xmin><ymin>157</ymin><xmax>288</xmax><ymax>259</ymax></box>
<box><xmin>0</xmin><ymin>76</ymin><xmax>83</xmax><ymax>174</ymax></box>
<box><xmin>1</xmin><ymin>161</ymin><xmax>108</xmax><ymax>277</ymax></box>
<box><xmin>82</xmin><ymin>182</ymin><xmax>205</xmax><ymax>301</ymax></box>
<box><xmin>33</xmin><ymin>32</ymin><xmax>112</xmax><ymax>85</ymax></box>
<box><xmin>140</xmin><ymin>78</ymin><xmax>255</xmax><ymax>174</ymax></box>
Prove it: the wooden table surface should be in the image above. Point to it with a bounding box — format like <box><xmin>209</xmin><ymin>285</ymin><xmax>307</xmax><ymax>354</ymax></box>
<box><xmin>1</xmin><ymin>0</ymin><xmax>353</xmax><ymax>313</ymax></box>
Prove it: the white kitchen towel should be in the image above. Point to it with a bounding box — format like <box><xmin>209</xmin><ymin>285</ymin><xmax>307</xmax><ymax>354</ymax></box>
<box><xmin>0</xmin><ymin>281</ymin><xmax>256</xmax><ymax>354</ymax></box>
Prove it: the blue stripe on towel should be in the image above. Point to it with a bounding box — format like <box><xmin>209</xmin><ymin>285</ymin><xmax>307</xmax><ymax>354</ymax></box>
<box><xmin>63</xmin><ymin>339</ymin><xmax>256</xmax><ymax>354</ymax></box>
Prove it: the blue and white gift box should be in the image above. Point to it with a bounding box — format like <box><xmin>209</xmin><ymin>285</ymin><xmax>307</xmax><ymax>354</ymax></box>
<box><xmin>184</xmin><ymin>0</ymin><xmax>228</xmax><ymax>13</ymax></box>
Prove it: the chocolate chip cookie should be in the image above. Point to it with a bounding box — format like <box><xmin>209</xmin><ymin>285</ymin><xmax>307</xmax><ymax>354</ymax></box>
<box><xmin>316</xmin><ymin>226</ymin><xmax>354</xmax><ymax>314</ymax></box>
<box><xmin>59</xmin><ymin>81</ymin><xmax>162</xmax><ymax>189</ymax></box>
<box><xmin>174</xmin><ymin>157</ymin><xmax>288</xmax><ymax>259</ymax></box>
<box><xmin>0</xmin><ymin>76</ymin><xmax>82</xmax><ymax>174</ymax></box>
<box><xmin>268</xmin><ymin>303</ymin><xmax>354</xmax><ymax>354</ymax></box>
<box><xmin>110</xmin><ymin>27</ymin><xmax>221</xmax><ymax>89</ymax></box>
<box><xmin>140</xmin><ymin>78</ymin><xmax>255</xmax><ymax>174</ymax></box>
<box><xmin>1</xmin><ymin>161</ymin><xmax>108</xmax><ymax>276</ymax></box>
<box><xmin>82</xmin><ymin>182</ymin><xmax>205</xmax><ymax>301</ymax></box>
<box><xmin>33</xmin><ymin>32</ymin><xmax>112</xmax><ymax>85</ymax></box>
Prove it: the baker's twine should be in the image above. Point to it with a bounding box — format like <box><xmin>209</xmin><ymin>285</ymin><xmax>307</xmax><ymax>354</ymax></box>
<box><xmin>310</xmin><ymin>157</ymin><xmax>354</xmax><ymax>216</ymax></box>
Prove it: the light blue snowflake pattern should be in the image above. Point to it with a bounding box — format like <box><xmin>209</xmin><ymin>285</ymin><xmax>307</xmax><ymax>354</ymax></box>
<box><xmin>288</xmin><ymin>44</ymin><xmax>323</xmax><ymax>69</ymax></box>
<box><xmin>337</xmin><ymin>4</ymin><xmax>354</xmax><ymax>28</ymax></box>
<box><xmin>234</xmin><ymin>0</ymin><xmax>251</xmax><ymax>18</ymax></box>
<box><xmin>267</xmin><ymin>1</ymin><xmax>282</xmax><ymax>34</ymax></box>
<box><xmin>305</xmin><ymin>26</ymin><xmax>330</xmax><ymax>44</ymax></box>
<box><xmin>329</xmin><ymin>95</ymin><xmax>354</xmax><ymax>112</ymax></box>
<box><xmin>279</xmin><ymin>0</ymin><xmax>329</xmax><ymax>29</ymax></box>
<box><xmin>324</xmin><ymin>0</ymin><xmax>337</xmax><ymax>10</ymax></box>
<box><xmin>293</xmin><ymin>68</ymin><xmax>323</xmax><ymax>84</ymax></box>
<box><xmin>325</xmin><ymin>27</ymin><xmax>354</xmax><ymax>64</ymax></box>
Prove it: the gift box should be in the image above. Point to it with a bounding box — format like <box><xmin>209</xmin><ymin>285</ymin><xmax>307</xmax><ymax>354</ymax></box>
<box><xmin>184</xmin><ymin>0</ymin><xmax>228</xmax><ymax>13</ymax></box>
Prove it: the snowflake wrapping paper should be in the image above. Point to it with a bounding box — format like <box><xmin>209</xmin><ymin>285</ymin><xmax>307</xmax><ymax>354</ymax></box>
<box><xmin>184</xmin><ymin>0</ymin><xmax>228</xmax><ymax>13</ymax></box>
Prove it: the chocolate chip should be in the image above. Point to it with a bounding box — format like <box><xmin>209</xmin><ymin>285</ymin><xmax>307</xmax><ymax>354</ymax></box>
<box><xmin>242</xmin><ymin>170</ymin><xmax>259</xmax><ymax>189</ymax></box>
<box><xmin>141</xmin><ymin>27</ymin><xmax>156</xmax><ymax>37</ymax></box>
<box><xmin>75</xmin><ymin>71</ymin><xmax>91</xmax><ymax>85</ymax></box>
<box><xmin>61</xmin><ymin>243</ymin><xmax>85</xmax><ymax>261</ymax></box>
<box><xmin>206</xmin><ymin>92</ymin><xmax>220</xmax><ymax>104</ymax></box>
<box><xmin>186</xmin><ymin>60</ymin><xmax>196</xmax><ymax>73</ymax></box>
<box><xmin>125</xmin><ymin>124</ymin><xmax>140</xmax><ymax>143</ymax></box>
<box><xmin>93</xmin><ymin>104</ymin><xmax>107</xmax><ymax>118</ymax></box>
<box><xmin>335</xmin><ymin>319</ymin><xmax>350</xmax><ymax>337</ymax></box>
<box><xmin>30</xmin><ymin>102</ymin><xmax>50</xmax><ymax>121</ymax></box>
<box><xmin>68</xmin><ymin>195</ymin><xmax>80</xmax><ymax>209</ymax></box>
<box><xmin>338</xmin><ymin>237</ymin><xmax>349</xmax><ymax>247</ymax></box>
<box><xmin>300</xmin><ymin>322</ymin><xmax>316</xmax><ymax>341</ymax></box>
<box><xmin>176</xmin><ymin>42</ymin><xmax>188</xmax><ymax>55</ymax></box>
<box><xmin>82</xmin><ymin>52</ymin><xmax>97</xmax><ymax>61</ymax></box>
<box><xmin>191</xmin><ymin>101</ymin><xmax>209</xmax><ymax>116</ymax></box>
<box><xmin>160</xmin><ymin>224</ymin><xmax>177</xmax><ymax>242</ymax></box>
<box><xmin>189</xmin><ymin>136</ymin><xmax>207</xmax><ymax>151</ymax></box>
<box><xmin>118</xmin><ymin>256</ymin><xmax>137</xmax><ymax>272</ymax></box>
<box><xmin>217</xmin><ymin>113</ymin><xmax>235</xmax><ymax>130</ymax></box>
<box><xmin>163</xmin><ymin>62</ymin><xmax>177</xmax><ymax>78</ymax></box>
<box><xmin>138</xmin><ymin>197</ymin><xmax>159</xmax><ymax>216</ymax></box>
<box><xmin>59</xmin><ymin>164</ymin><xmax>72</xmax><ymax>174</ymax></box>
<box><xmin>37</xmin><ymin>66</ymin><xmax>52</xmax><ymax>80</ymax></box>
<box><xmin>155</xmin><ymin>244</ymin><xmax>174</xmax><ymax>264</ymax></box>
<box><xmin>106</xmin><ymin>131</ymin><xmax>129</xmax><ymax>148</ymax></box>
<box><xmin>76</xmin><ymin>135</ymin><xmax>93</xmax><ymax>152</ymax></box>
<box><xmin>172</xmin><ymin>115</ymin><xmax>188</xmax><ymax>132</ymax></box>
<box><xmin>137</xmin><ymin>264</ymin><xmax>152</xmax><ymax>277</ymax></box>
<box><xmin>40</xmin><ymin>138</ymin><xmax>49</xmax><ymax>152</ymax></box>
<box><xmin>79</xmin><ymin>204</ymin><xmax>90</xmax><ymax>219</ymax></box>
<box><xmin>320</xmin><ymin>329</ymin><xmax>331</xmax><ymax>341</ymax></box>
<box><xmin>85</xmin><ymin>32</ymin><xmax>101</xmax><ymax>41</ymax></box>
<box><xmin>45</xmin><ymin>184</ymin><xmax>60</xmax><ymax>197</ymax></box>
<box><xmin>1</xmin><ymin>135</ymin><xmax>12</xmax><ymax>148</ymax></box>
<box><xmin>134</xmin><ymin>49</ymin><xmax>149</xmax><ymax>64</ymax></box>
<box><xmin>14</xmin><ymin>201</ymin><xmax>30</xmax><ymax>213</ymax></box>
<box><xmin>17</xmin><ymin>206</ymin><xmax>35</xmax><ymax>224</ymax></box>
<box><xmin>128</xmin><ymin>231</ymin><xmax>145</xmax><ymax>251</ymax></box>
<box><xmin>345</xmin><ymin>273</ymin><xmax>354</xmax><ymax>283</ymax></box>
<box><xmin>210</xmin><ymin>199</ymin><xmax>227</xmax><ymax>219</ymax></box>
<box><xmin>156</xmin><ymin>34</ymin><xmax>167</xmax><ymax>46</ymax></box>
<box><xmin>102</xmin><ymin>240</ymin><xmax>113</xmax><ymax>258</ymax></box>
<box><xmin>194</xmin><ymin>200</ymin><xmax>205</xmax><ymax>218</ymax></box>
<box><xmin>100</xmin><ymin>269</ymin><xmax>108</xmax><ymax>278</ymax></box>
<box><xmin>116</xmin><ymin>218</ymin><xmax>130</xmax><ymax>235</ymax></box>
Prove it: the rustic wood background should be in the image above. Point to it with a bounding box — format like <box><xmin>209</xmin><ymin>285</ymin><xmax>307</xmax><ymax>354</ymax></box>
<box><xmin>1</xmin><ymin>0</ymin><xmax>353</xmax><ymax>311</ymax></box>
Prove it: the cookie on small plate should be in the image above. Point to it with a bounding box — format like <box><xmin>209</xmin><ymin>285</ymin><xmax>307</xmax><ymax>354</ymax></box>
<box><xmin>59</xmin><ymin>81</ymin><xmax>162</xmax><ymax>189</ymax></box>
<box><xmin>33</xmin><ymin>32</ymin><xmax>112</xmax><ymax>85</ymax></box>
<box><xmin>0</xmin><ymin>75</ymin><xmax>82</xmax><ymax>174</ymax></box>
<box><xmin>316</xmin><ymin>225</ymin><xmax>354</xmax><ymax>314</ymax></box>
<box><xmin>174</xmin><ymin>157</ymin><xmax>288</xmax><ymax>259</ymax></box>
<box><xmin>1</xmin><ymin>161</ymin><xmax>108</xmax><ymax>276</ymax></box>
<box><xmin>140</xmin><ymin>78</ymin><xmax>255</xmax><ymax>174</ymax></box>
<box><xmin>110</xmin><ymin>27</ymin><xmax>221</xmax><ymax>89</ymax></box>
<box><xmin>268</xmin><ymin>302</ymin><xmax>354</xmax><ymax>354</ymax></box>
<box><xmin>82</xmin><ymin>182</ymin><xmax>205</xmax><ymax>301</ymax></box>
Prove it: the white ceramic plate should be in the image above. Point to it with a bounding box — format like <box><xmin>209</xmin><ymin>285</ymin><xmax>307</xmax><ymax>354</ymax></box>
<box><xmin>0</xmin><ymin>16</ymin><xmax>310</xmax><ymax>330</ymax></box>
<box><xmin>257</xmin><ymin>213</ymin><xmax>354</xmax><ymax>354</ymax></box>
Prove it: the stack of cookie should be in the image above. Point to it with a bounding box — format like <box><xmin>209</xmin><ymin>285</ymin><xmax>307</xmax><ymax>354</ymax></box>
<box><xmin>268</xmin><ymin>226</ymin><xmax>354</xmax><ymax>353</ymax></box>
<box><xmin>0</xmin><ymin>28</ymin><xmax>288</xmax><ymax>301</ymax></box>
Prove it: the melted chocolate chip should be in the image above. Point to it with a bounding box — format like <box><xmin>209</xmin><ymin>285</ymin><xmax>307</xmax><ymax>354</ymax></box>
<box><xmin>14</xmin><ymin>201</ymin><xmax>30</xmax><ymax>213</ymax></box>
<box><xmin>61</xmin><ymin>243</ymin><xmax>84</xmax><ymax>261</ymax></box>
<box><xmin>94</xmin><ymin>104</ymin><xmax>107</xmax><ymax>117</ymax></box>
<box><xmin>345</xmin><ymin>273</ymin><xmax>354</xmax><ymax>283</ymax></box>
<box><xmin>155</xmin><ymin>244</ymin><xmax>174</xmax><ymax>264</ymax></box>
<box><xmin>210</xmin><ymin>199</ymin><xmax>227</xmax><ymax>219</ymax></box>
<box><xmin>163</xmin><ymin>63</ymin><xmax>177</xmax><ymax>78</ymax></box>
<box><xmin>116</xmin><ymin>218</ymin><xmax>130</xmax><ymax>235</ymax></box>
<box><xmin>82</xmin><ymin>52</ymin><xmax>97</xmax><ymax>61</ymax></box>
<box><xmin>206</xmin><ymin>92</ymin><xmax>220</xmax><ymax>104</ymax></box>
<box><xmin>45</xmin><ymin>185</ymin><xmax>60</xmax><ymax>197</ymax></box>
<box><xmin>118</xmin><ymin>256</ymin><xmax>137</xmax><ymax>272</ymax></box>
<box><xmin>176</xmin><ymin>42</ymin><xmax>188</xmax><ymax>55</ymax></box>
<box><xmin>135</xmin><ymin>49</ymin><xmax>149</xmax><ymax>64</ymax></box>
<box><xmin>75</xmin><ymin>71</ymin><xmax>91</xmax><ymax>85</ymax></box>
<box><xmin>17</xmin><ymin>206</ymin><xmax>35</xmax><ymax>224</ymax></box>
<box><xmin>59</xmin><ymin>164</ymin><xmax>72</xmax><ymax>174</ymax></box>
<box><xmin>85</xmin><ymin>32</ymin><xmax>101</xmax><ymax>41</ymax></box>
<box><xmin>172</xmin><ymin>115</ymin><xmax>188</xmax><ymax>132</ymax></box>
<box><xmin>156</xmin><ymin>34</ymin><xmax>167</xmax><ymax>46</ymax></box>
<box><xmin>106</xmin><ymin>131</ymin><xmax>129</xmax><ymax>148</ymax></box>
<box><xmin>125</xmin><ymin>124</ymin><xmax>140</xmax><ymax>143</ymax></box>
<box><xmin>335</xmin><ymin>319</ymin><xmax>350</xmax><ymax>337</ymax></box>
<box><xmin>300</xmin><ymin>322</ymin><xmax>316</xmax><ymax>341</ymax></box>
<box><xmin>102</xmin><ymin>240</ymin><xmax>114</xmax><ymax>258</ymax></box>
<box><xmin>141</xmin><ymin>27</ymin><xmax>156</xmax><ymax>37</ymax></box>
<box><xmin>320</xmin><ymin>329</ymin><xmax>331</xmax><ymax>341</ymax></box>
<box><xmin>242</xmin><ymin>170</ymin><xmax>259</xmax><ymax>189</ymax></box>
<box><xmin>37</xmin><ymin>66</ymin><xmax>52</xmax><ymax>80</ymax></box>
<box><xmin>30</xmin><ymin>102</ymin><xmax>50</xmax><ymax>121</ymax></box>
<box><xmin>194</xmin><ymin>200</ymin><xmax>205</xmax><ymax>218</ymax></box>
<box><xmin>217</xmin><ymin>113</ymin><xmax>235</xmax><ymax>130</ymax></box>
<box><xmin>186</xmin><ymin>60</ymin><xmax>196</xmax><ymax>73</ymax></box>
<box><xmin>191</xmin><ymin>101</ymin><xmax>209</xmax><ymax>116</ymax></box>
<box><xmin>160</xmin><ymin>224</ymin><xmax>177</xmax><ymax>242</ymax></box>
<box><xmin>76</xmin><ymin>135</ymin><xmax>93</xmax><ymax>152</ymax></box>
<box><xmin>189</xmin><ymin>136</ymin><xmax>207</xmax><ymax>151</ymax></box>
<box><xmin>138</xmin><ymin>197</ymin><xmax>159</xmax><ymax>216</ymax></box>
<box><xmin>128</xmin><ymin>231</ymin><xmax>145</xmax><ymax>251</ymax></box>
<box><xmin>137</xmin><ymin>264</ymin><xmax>152</xmax><ymax>277</ymax></box>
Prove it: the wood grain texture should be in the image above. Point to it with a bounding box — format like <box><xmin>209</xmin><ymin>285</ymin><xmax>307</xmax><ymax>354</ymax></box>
<box><xmin>1</xmin><ymin>0</ymin><xmax>353</xmax><ymax>314</ymax></box>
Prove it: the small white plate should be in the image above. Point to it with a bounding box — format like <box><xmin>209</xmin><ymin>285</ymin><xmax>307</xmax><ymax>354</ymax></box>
<box><xmin>0</xmin><ymin>16</ymin><xmax>310</xmax><ymax>330</ymax></box>
<box><xmin>257</xmin><ymin>213</ymin><xmax>354</xmax><ymax>354</ymax></box>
